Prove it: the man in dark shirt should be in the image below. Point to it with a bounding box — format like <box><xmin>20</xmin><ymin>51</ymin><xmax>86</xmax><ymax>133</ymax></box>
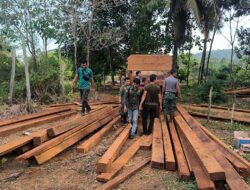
<box><xmin>124</xmin><ymin>78</ymin><xmax>141</xmax><ymax>138</ymax></box>
<box><xmin>139</xmin><ymin>74</ymin><xmax>162</xmax><ymax>135</ymax></box>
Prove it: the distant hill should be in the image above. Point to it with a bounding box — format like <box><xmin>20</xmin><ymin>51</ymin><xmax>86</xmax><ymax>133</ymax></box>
<box><xmin>194</xmin><ymin>49</ymin><xmax>237</xmax><ymax>60</ymax></box>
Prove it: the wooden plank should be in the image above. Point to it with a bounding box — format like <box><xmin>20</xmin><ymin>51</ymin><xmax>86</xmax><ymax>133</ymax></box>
<box><xmin>169</xmin><ymin>121</ymin><xmax>190</xmax><ymax>180</ymax></box>
<box><xmin>47</xmin><ymin>106</ymin><xmax>109</xmax><ymax>137</ymax></box>
<box><xmin>176</xmin><ymin>106</ymin><xmax>250</xmax><ymax>189</ymax></box>
<box><xmin>151</xmin><ymin>118</ymin><xmax>165</xmax><ymax>169</ymax></box>
<box><xmin>140</xmin><ymin>134</ymin><xmax>152</xmax><ymax>150</ymax></box>
<box><xmin>96</xmin><ymin>158</ymin><xmax>150</xmax><ymax>190</ymax></box>
<box><xmin>160</xmin><ymin>115</ymin><xmax>176</xmax><ymax>171</ymax></box>
<box><xmin>0</xmin><ymin>110</ymin><xmax>77</xmax><ymax>137</ymax></box>
<box><xmin>97</xmin><ymin>124</ymin><xmax>131</xmax><ymax>173</ymax></box>
<box><xmin>16</xmin><ymin>108</ymin><xmax>116</xmax><ymax>160</ymax></box>
<box><xmin>177</xmin><ymin>105</ymin><xmax>250</xmax><ymax>175</ymax></box>
<box><xmin>96</xmin><ymin>136</ymin><xmax>143</xmax><ymax>182</ymax></box>
<box><xmin>77</xmin><ymin>116</ymin><xmax>120</xmax><ymax>153</ymax></box>
<box><xmin>33</xmin><ymin>131</ymin><xmax>49</xmax><ymax>147</ymax></box>
<box><xmin>0</xmin><ymin>107</ymin><xmax>71</xmax><ymax>127</ymax></box>
<box><xmin>34</xmin><ymin>111</ymin><xmax>118</xmax><ymax>164</ymax></box>
<box><xmin>127</xmin><ymin>54</ymin><xmax>172</xmax><ymax>71</ymax></box>
<box><xmin>175</xmin><ymin>116</ymin><xmax>225</xmax><ymax>181</ymax></box>
<box><xmin>177</xmin><ymin>128</ymin><xmax>216</xmax><ymax>190</ymax></box>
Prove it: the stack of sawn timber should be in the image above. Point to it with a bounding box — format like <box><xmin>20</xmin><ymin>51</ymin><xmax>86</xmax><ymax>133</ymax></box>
<box><xmin>96</xmin><ymin>105</ymin><xmax>250</xmax><ymax>190</ymax></box>
<box><xmin>225</xmin><ymin>88</ymin><xmax>250</xmax><ymax>97</ymax></box>
<box><xmin>175</xmin><ymin>105</ymin><xmax>250</xmax><ymax>190</ymax></box>
<box><xmin>183</xmin><ymin>104</ymin><xmax>250</xmax><ymax>124</ymax></box>
<box><xmin>0</xmin><ymin>103</ymin><xmax>120</xmax><ymax>165</ymax></box>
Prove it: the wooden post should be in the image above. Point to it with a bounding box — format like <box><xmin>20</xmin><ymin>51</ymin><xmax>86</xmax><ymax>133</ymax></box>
<box><xmin>207</xmin><ymin>86</ymin><xmax>213</xmax><ymax>123</ymax></box>
<box><xmin>231</xmin><ymin>94</ymin><xmax>236</xmax><ymax>125</ymax></box>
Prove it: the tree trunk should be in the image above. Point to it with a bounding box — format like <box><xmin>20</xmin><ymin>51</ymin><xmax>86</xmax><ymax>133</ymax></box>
<box><xmin>205</xmin><ymin>27</ymin><xmax>216</xmax><ymax>79</ymax></box>
<box><xmin>107</xmin><ymin>47</ymin><xmax>115</xmax><ymax>86</ymax></box>
<box><xmin>72</xmin><ymin>5</ymin><xmax>78</xmax><ymax>71</ymax></box>
<box><xmin>21</xmin><ymin>35</ymin><xmax>32</xmax><ymax>112</ymax></box>
<box><xmin>198</xmin><ymin>30</ymin><xmax>209</xmax><ymax>83</ymax></box>
<box><xmin>172</xmin><ymin>42</ymin><xmax>178</xmax><ymax>71</ymax></box>
<box><xmin>86</xmin><ymin>2</ymin><xmax>95</xmax><ymax>66</ymax></box>
<box><xmin>58</xmin><ymin>45</ymin><xmax>65</xmax><ymax>98</ymax></box>
<box><xmin>186</xmin><ymin>48</ymin><xmax>191</xmax><ymax>87</ymax></box>
<box><xmin>8</xmin><ymin>47</ymin><xmax>16</xmax><ymax>105</ymax></box>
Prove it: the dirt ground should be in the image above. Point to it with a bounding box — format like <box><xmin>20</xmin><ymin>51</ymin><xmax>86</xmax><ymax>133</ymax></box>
<box><xmin>0</xmin><ymin>98</ymin><xmax>250</xmax><ymax>190</ymax></box>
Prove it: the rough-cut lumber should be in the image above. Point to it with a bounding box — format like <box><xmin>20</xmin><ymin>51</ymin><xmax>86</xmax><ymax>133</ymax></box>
<box><xmin>127</xmin><ymin>54</ymin><xmax>172</xmax><ymax>71</ymax></box>
<box><xmin>34</xmin><ymin>110</ymin><xmax>119</xmax><ymax>164</ymax></box>
<box><xmin>97</xmin><ymin>158</ymin><xmax>151</xmax><ymax>190</ymax></box>
<box><xmin>0</xmin><ymin>107</ymin><xmax>71</xmax><ymax>128</ymax></box>
<box><xmin>33</xmin><ymin>131</ymin><xmax>49</xmax><ymax>147</ymax></box>
<box><xmin>191</xmin><ymin>104</ymin><xmax>250</xmax><ymax>113</ymax></box>
<box><xmin>96</xmin><ymin>136</ymin><xmax>143</xmax><ymax>182</ymax></box>
<box><xmin>169</xmin><ymin>121</ymin><xmax>190</xmax><ymax>180</ymax></box>
<box><xmin>199</xmin><ymin>124</ymin><xmax>250</xmax><ymax>174</ymax></box>
<box><xmin>151</xmin><ymin>118</ymin><xmax>165</xmax><ymax>169</ymax></box>
<box><xmin>0</xmin><ymin>110</ymin><xmax>77</xmax><ymax>137</ymax></box>
<box><xmin>16</xmin><ymin>108</ymin><xmax>116</xmax><ymax>160</ymax></box>
<box><xmin>160</xmin><ymin>115</ymin><xmax>176</xmax><ymax>171</ymax></box>
<box><xmin>97</xmin><ymin>124</ymin><xmax>131</xmax><ymax>173</ymax></box>
<box><xmin>183</xmin><ymin>104</ymin><xmax>250</xmax><ymax>123</ymax></box>
<box><xmin>140</xmin><ymin>134</ymin><xmax>152</xmax><ymax>150</ymax></box>
<box><xmin>77</xmin><ymin>116</ymin><xmax>120</xmax><ymax>154</ymax></box>
<box><xmin>225</xmin><ymin>88</ymin><xmax>250</xmax><ymax>95</ymax></box>
<box><xmin>177</xmin><ymin>128</ymin><xmax>216</xmax><ymax>190</ymax></box>
<box><xmin>177</xmin><ymin>105</ymin><xmax>250</xmax><ymax>175</ymax></box>
<box><xmin>47</xmin><ymin>106</ymin><xmax>108</xmax><ymax>137</ymax></box>
<box><xmin>175</xmin><ymin>116</ymin><xmax>225</xmax><ymax>181</ymax></box>
<box><xmin>177</xmin><ymin>105</ymin><xmax>250</xmax><ymax>189</ymax></box>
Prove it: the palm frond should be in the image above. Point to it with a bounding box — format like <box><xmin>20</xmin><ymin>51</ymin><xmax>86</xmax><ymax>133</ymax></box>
<box><xmin>186</xmin><ymin>0</ymin><xmax>201</xmax><ymax>24</ymax></box>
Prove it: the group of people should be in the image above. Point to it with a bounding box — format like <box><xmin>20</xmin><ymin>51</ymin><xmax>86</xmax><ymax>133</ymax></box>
<box><xmin>119</xmin><ymin>70</ymin><xmax>181</xmax><ymax>139</ymax></box>
<box><xmin>72</xmin><ymin>61</ymin><xmax>181</xmax><ymax>139</ymax></box>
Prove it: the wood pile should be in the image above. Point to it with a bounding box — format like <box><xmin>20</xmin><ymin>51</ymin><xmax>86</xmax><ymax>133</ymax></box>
<box><xmin>1</xmin><ymin>101</ymin><xmax>250</xmax><ymax>190</ymax></box>
<box><xmin>0</xmin><ymin>103</ymin><xmax>120</xmax><ymax>165</ymax></box>
<box><xmin>225</xmin><ymin>88</ymin><xmax>250</xmax><ymax>97</ymax></box>
<box><xmin>96</xmin><ymin>105</ymin><xmax>250</xmax><ymax>190</ymax></box>
<box><xmin>183</xmin><ymin>104</ymin><xmax>250</xmax><ymax>123</ymax></box>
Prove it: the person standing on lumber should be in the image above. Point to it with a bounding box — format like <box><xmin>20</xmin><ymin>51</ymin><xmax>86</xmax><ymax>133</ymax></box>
<box><xmin>162</xmin><ymin>69</ymin><xmax>181</xmax><ymax>122</ymax></box>
<box><xmin>72</xmin><ymin>61</ymin><xmax>95</xmax><ymax>116</ymax></box>
<box><xmin>139</xmin><ymin>74</ymin><xmax>162</xmax><ymax>135</ymax></box>
<box><xmin>124</xmin><ymin>78</ymin><xmax>142</xmax><ymax>139</ymax></box>
<box><xmin>119</xmin><ymin>77</ymin><xmax>131</xmax><ymax>125</ymax></box>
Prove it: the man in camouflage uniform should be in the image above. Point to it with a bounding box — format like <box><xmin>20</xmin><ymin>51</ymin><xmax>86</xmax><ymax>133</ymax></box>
<box><xmin>119</xmin><ymin>77</ymin><xmax>131</xmax><ymax>125</ymax></box>
<box><xmin>162</xmin><ymin>70</ymin><xmax>181</xmax><ymax>122</ymax></box>
<box><xmin>124</xmin><ymin>78</ymin><xmax>142</xmax><ymax>139</ymax></box>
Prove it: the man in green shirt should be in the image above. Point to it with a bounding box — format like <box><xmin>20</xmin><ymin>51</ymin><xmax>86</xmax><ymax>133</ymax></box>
<box><xmin>72</xmin><ymin>61</ymin><xmax>95</xmax><ymax>115</ymax></box>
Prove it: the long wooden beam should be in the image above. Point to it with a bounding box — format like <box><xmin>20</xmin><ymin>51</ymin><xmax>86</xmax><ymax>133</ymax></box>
<box><xmin>96</xmin><ymin>158</ymin><xmax>150</xmax><ymax>190</ymax></box>
<box><xmin>160</xmin><ymin>115</ymin><xmax>176</xmax><ymax>171</ymax></box>
<box><xmin>97</xmin><ymin>124</ymin><xmax>131</xmax><ymax>173</ymax></box>
<box><xmin>0</xmin><ymin>110</ymin><xmax>77</xmax><ymax>137</ymax></box>
<box><xmin>0</xmin><ymin>107</ymin><xmax>71</xmax><ymax>127</ymax></box>
<box><xmin>151</xmin><ymin>118</ymin><xmax>165</xmax><ymax>169</ymax></box>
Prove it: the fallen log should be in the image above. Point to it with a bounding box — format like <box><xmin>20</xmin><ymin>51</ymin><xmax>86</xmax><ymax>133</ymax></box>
<box><xmin>97</xmin><ymin>124</ymin><xmax>131</xmax><ymax>173</ymax></box>
<box><xmin>96</xmin><ymin>158</ymin><xmax>150</xmax><ymax>190</ymax></box>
